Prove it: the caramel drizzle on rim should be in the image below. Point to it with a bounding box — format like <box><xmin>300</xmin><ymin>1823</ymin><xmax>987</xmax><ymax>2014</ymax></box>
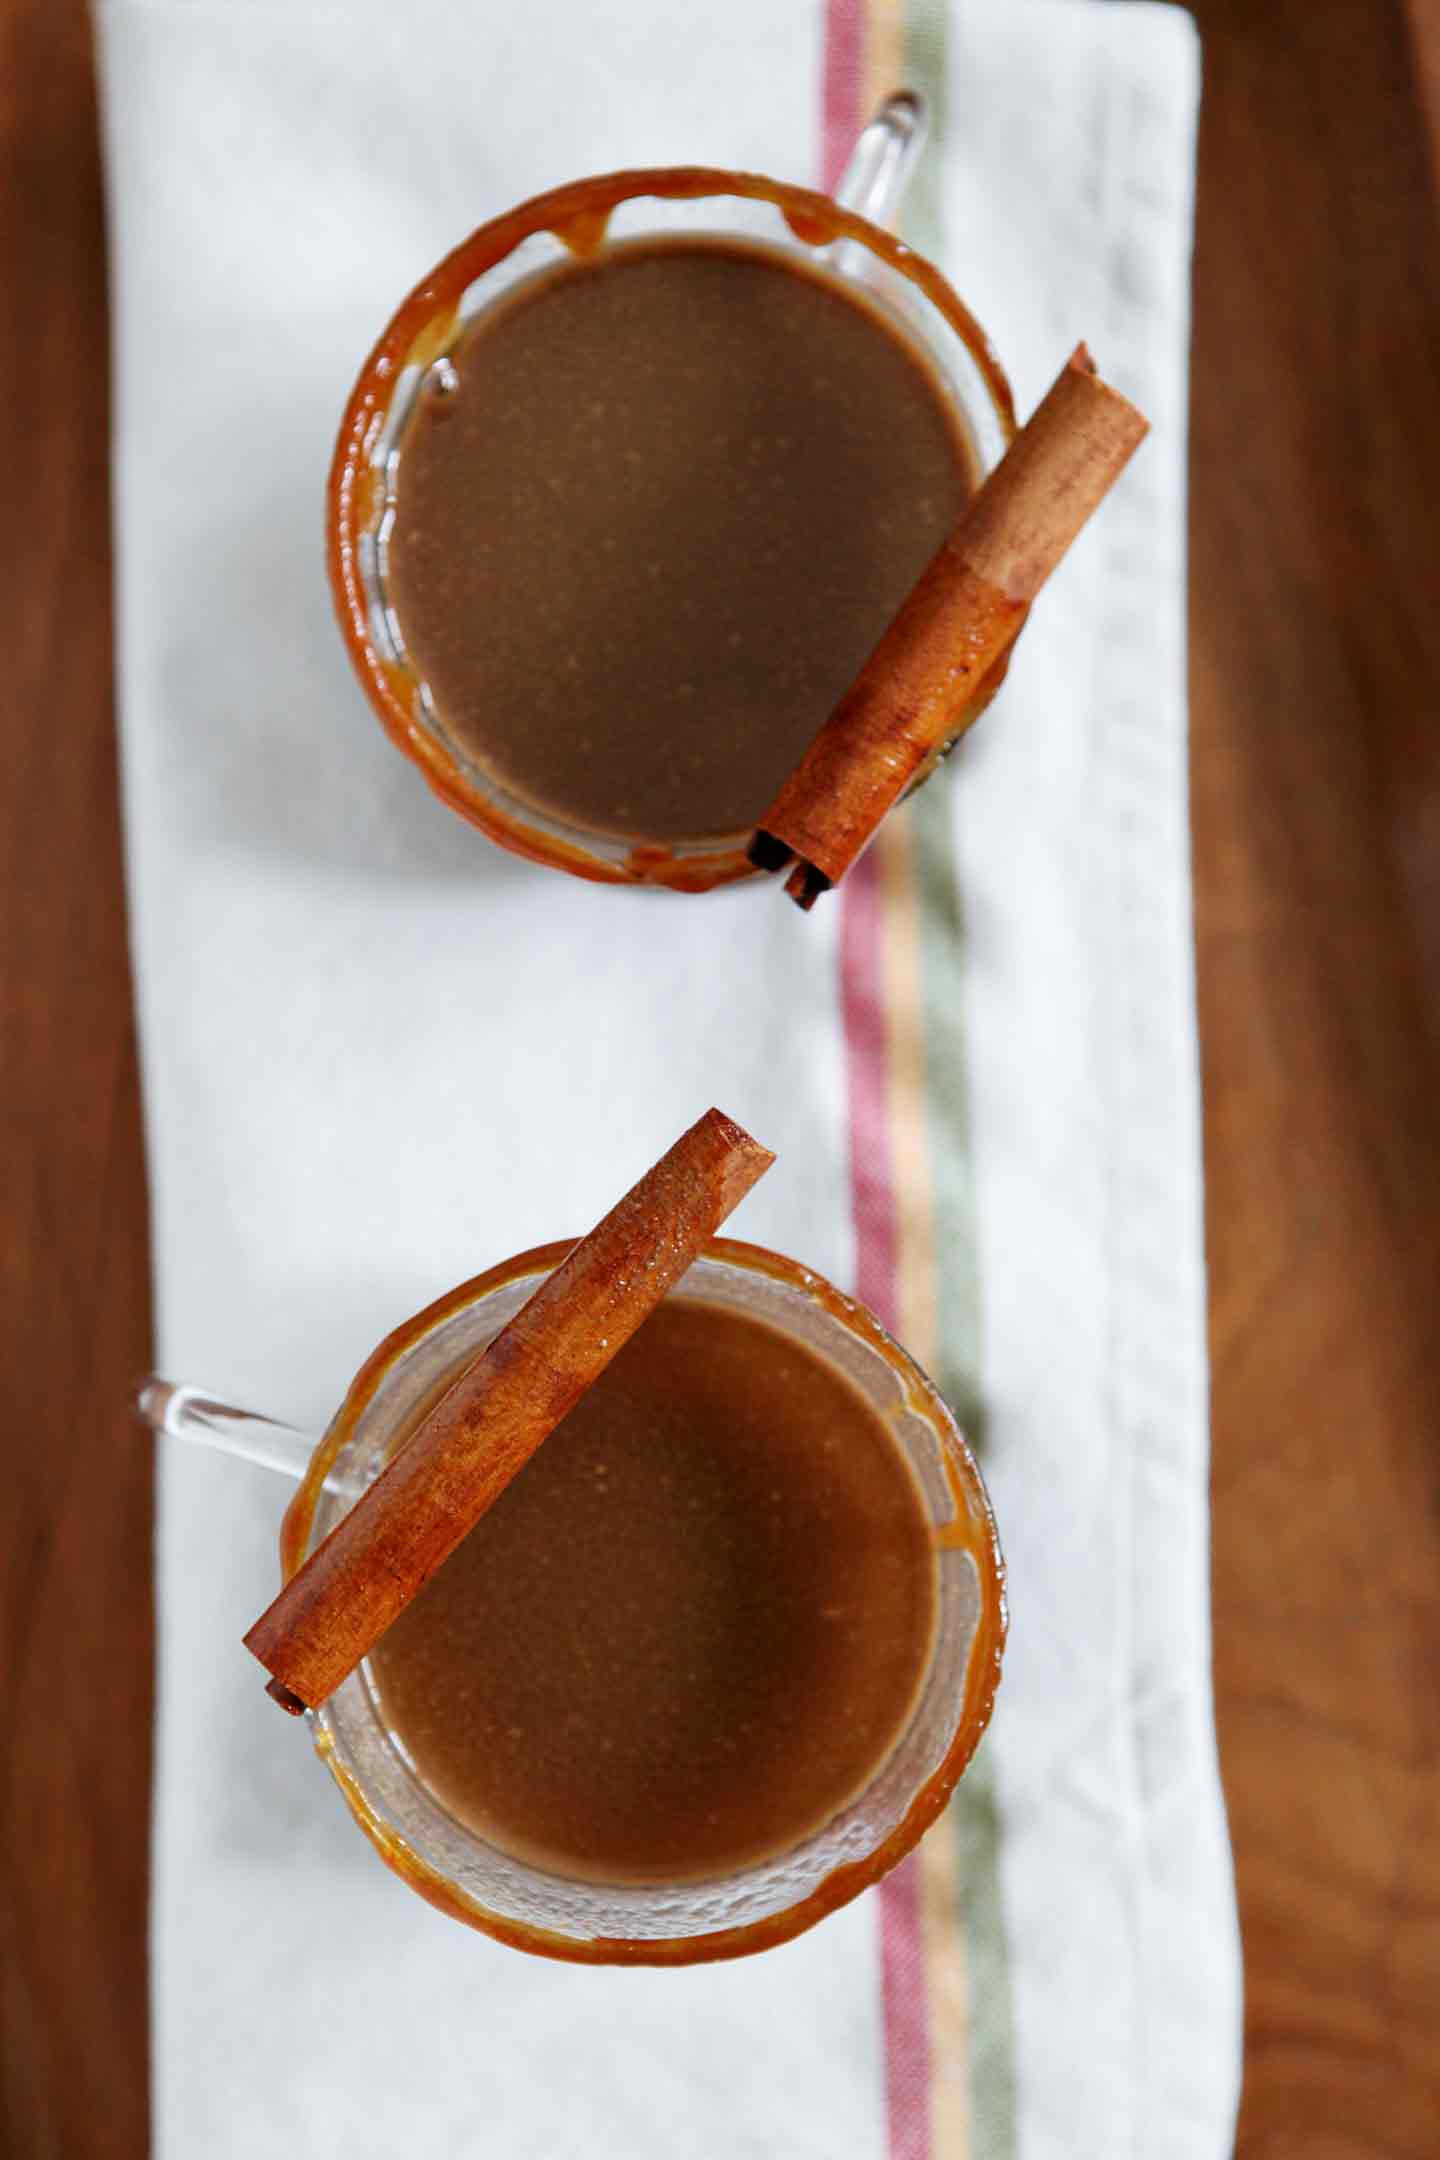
<box><xmin>282</xmin><ymin>1234</ymin><xmax>1006</xmax><ymax>1965</ymax></box>
<box><xmin>326</xmin><ymin>166</ymin><xmax>1016</xmax><ymax>893</ymax></box>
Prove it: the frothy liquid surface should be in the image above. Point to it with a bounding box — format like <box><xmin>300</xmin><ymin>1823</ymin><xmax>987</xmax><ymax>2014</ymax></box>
<box><xmin>369</xmin><ymin>1298</ymin><xmax>939</xmax><ymax>1884</ymax></box>
<box><xmin>386</xmin><ymin>237</ymin><xmax>975</xmax><ymax>841</ymax></box>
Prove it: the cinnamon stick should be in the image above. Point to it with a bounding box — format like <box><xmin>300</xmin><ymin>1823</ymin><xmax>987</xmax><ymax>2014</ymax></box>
<box><xmin>749</xmin><ymin>344</ymin><xmax>1148</xmax><ymax>905</ymax></box>
<box><xmin>244</xmin><ymin>1109</ymin><xmax>774</xmax><ymax>1713</ymax></box>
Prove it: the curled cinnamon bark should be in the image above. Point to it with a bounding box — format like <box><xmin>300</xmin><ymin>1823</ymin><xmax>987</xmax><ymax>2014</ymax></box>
<box><xmin>244</xmin><ymin>1109</ymin><xmax>774</xmax><ymax>1711</ymax></box>
<box><xmin>750</xmin><ymin>345</ymin><xmax>1148</xmax><ymax>905</ymax></box>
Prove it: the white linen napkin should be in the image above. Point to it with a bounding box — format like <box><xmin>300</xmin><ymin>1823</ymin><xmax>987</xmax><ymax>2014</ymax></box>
<box><xmin>97</xmin><ymin>1</ymin><xmax>1239</xmax><ymax>2153</ymax></box>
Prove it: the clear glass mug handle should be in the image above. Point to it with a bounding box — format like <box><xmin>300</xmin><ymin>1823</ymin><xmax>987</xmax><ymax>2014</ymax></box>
<box><xmin>832</xmin><ymin>89</ymin><xmax>928</xmax><ymax>227</ymax></box>
<box><xmin>136</xmin><ymin>1377</ymin><xmax>363</xmax><ymax>1499</ymax></box>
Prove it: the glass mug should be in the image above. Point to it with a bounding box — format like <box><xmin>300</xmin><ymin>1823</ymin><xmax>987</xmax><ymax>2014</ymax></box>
<box><xmin>151</xmin><ymin>1238</ymin><xmax>1005</xmax><ymax>1965</ymax></box>
<box><xmin>327</xmin><ymin>94</ymin><xmax>1018</xmax><ymax>891</ymax></box>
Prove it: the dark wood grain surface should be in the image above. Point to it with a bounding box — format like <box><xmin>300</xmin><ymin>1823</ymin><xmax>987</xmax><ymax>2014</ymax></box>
<box><xmin>0</xmin><ymin>7</ymin><xmax>153</xmax><ymax>2158</ymax></box>
<box><xmin>1</xmin><ymin>3</ymin><xmax>1437</xmax><ymax>2154</ymax></box>
<box><xmin>1190</xmin><ymin>5</ymin><xmax>1440</xmax><ymax>2154</ymax></box>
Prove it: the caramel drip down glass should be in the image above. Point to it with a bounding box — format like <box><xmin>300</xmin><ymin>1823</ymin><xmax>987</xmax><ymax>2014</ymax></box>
<box><xmin>280</xmin><ymin>1240</ymin><xmax>1003</xmax><ymax>1964</ymax></box>
<box><xmin>327</xmin><ymin>93</ymin><xmax>1017</xmax><ymax>890</ymax></box>
<box><xmin>144</xmin><ymin>1237</ymin><xmax>1005</xmax><ymax>1964</ymax></box>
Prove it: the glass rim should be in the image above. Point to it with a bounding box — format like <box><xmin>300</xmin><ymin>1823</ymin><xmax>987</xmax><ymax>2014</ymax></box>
<box><xmin>326</xmin><ymin>163</ymin><xmax>1019</xmax><ymax>892</ymax></box>
<box><xmin>280</xmin><ymin>1235</ymin><xmax>1007</xmax><ymax>1964</ymax></box>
